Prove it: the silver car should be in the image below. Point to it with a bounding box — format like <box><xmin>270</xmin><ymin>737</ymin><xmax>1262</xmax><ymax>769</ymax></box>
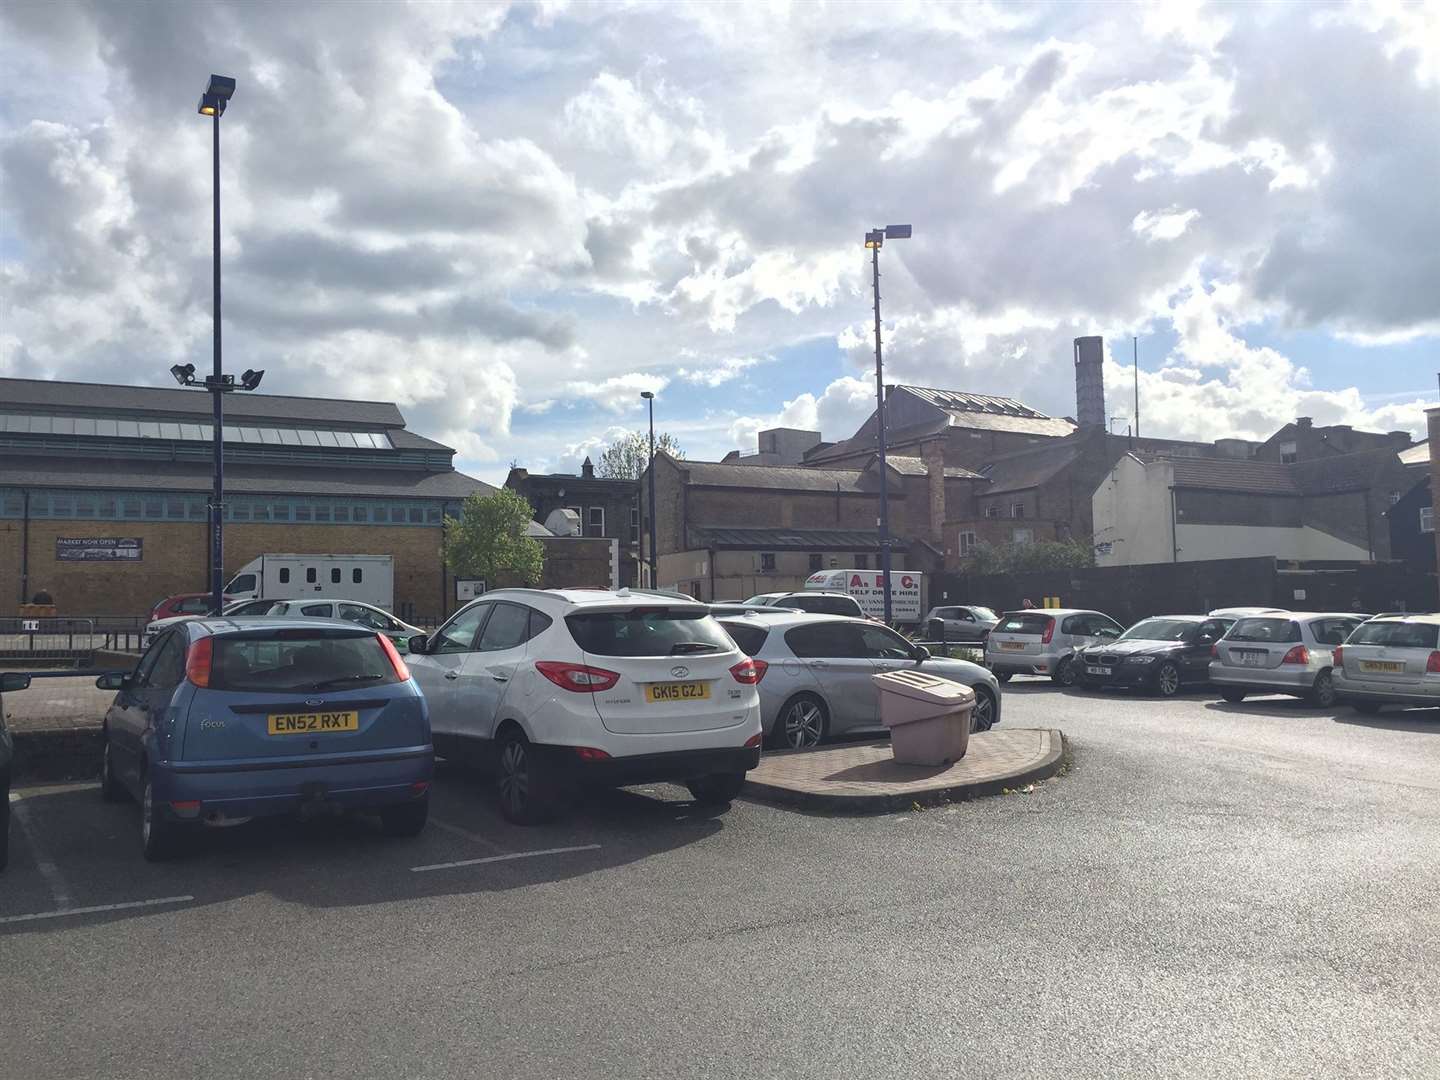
<box><xmin>922</xmin><ymin>605</ymin><xmax>999</xmax><ymax>644</ymax></box>
<box><xmin>265</xmin><ymin>599</ymin><xmax>424</xmax><ymax>653</ymax></box>
<box><xmin>1209</xmin><ymin>612</ymin><xmax>1369</xmax><ymax>708</ymax></box>
<box><xmin>984</xmin><ymin>609</ymin><xmax>1123</xmax><ymax>686</ymax></box>
<box><xmin>718</xmin><ymin>611</ymin><xmax>1000</xmax><ymax>749</ymax></box>
<box><xmin>1333</xmin><ymin>614</ymin><xmax>1440</xmax><ymax>713</ymax></box>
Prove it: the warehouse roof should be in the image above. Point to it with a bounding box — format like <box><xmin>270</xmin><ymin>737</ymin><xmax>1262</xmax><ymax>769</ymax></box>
<box><xmin>0</xmin><ymin>377</ymin><xmax>406</xmax><ymax>428</ymax></box>
<box><xmin>689</xmin><ymin>526</ymin><xmax>907</xmax><ymax>551</ymax></box>
<box><xmin>678</xmin><ymin>459</ymin><xmax>875</xmax><ymax>493</ymax></box>
<box><xmin>1169</xmin><ymin>458</ymin><xmax>1299</xmax><ymax>495</ymax></box>
<box><xmin>977</xmin><ymin>440</ymin><xmax>1085</xmax><ymax>495</ymax></box>
<box><xmin>883</xmin><ymin>456</ymin><xmax>986</xmax><ymax>480</ymax></box>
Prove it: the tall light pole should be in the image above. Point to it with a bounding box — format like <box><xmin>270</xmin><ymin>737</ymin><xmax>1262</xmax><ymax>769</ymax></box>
<box><xmin>865</xmin><ymin>224</ymin><xmax>911</xmax><ymax>624</ymax></box>
<box><xmin>178</xmin><ymin>74</ymin><xmax>264</xmax><ymax>615</ymax></box>
<box><xmin>640</xmin><ymin>391</ymin><xmax>658</xmax><ymax>588</ymax></box>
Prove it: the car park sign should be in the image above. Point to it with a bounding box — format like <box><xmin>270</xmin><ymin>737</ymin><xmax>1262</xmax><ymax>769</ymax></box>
<box><xmin>803</xmin><ymin>569</ymin><xmax>923</xmax><ymax>622</ymax></box>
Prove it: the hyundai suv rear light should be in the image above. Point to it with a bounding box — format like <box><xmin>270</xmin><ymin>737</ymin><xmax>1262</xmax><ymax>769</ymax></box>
<box><xmin>185</xmin><ymin>637</ymin><xmax>213</xmax><ymax>687</ymax></box>
<box><xmin>1040</xmin><ymin>617</ymin><xmax>1056</xmax><ymax>644</ymax></box>
<box><xmin>376</xmin><ymin>633</ymin><xmax>411</xmax><ymax>682</ymax></box>
<box><xmin>536</xmin><ymin>661</ymin><xmax>620</xmax><ymax>693</ymax></box>
<box><xmin>1281</xmin><ymin>645</ymin><xmax>1310</xmax><ymax>665</ymax></box>
<box><xmin>729</xmin><ymin>657</ymin><xmax>767</xmax><ymax>684</ymax></box>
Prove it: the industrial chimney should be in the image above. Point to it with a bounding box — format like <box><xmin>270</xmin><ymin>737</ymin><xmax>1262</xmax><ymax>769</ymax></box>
<box><xmin>1073</xmin><ymin>336</ymin><xmax>1105</xmax><ymax>429</ymax></box>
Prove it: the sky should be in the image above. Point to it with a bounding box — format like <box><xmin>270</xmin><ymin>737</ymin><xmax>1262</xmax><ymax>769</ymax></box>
<box><xmin>1</xmin><ymin>0</ymin><xmax>1436</xmax><ymax>485</ymax></box>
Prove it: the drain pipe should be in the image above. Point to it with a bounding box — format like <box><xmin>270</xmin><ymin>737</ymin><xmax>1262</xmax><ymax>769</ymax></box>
<box><xmin>20</xmin><ymin>489</ymin><xmax>30</xmax><ymax>605</ymax></box>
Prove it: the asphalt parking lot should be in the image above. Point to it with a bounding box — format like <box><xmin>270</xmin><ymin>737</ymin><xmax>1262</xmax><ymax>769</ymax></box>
<box><xmin>4</xmin><ymin>682</ymin><xmax>1440</xmax><ymax>1079</ymax></box>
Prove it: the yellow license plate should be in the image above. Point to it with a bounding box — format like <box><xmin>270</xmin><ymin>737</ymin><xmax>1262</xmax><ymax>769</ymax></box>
<box><xmin>267</xmin><ymin>710</ymin><xmax>360</xmax><ymax>735</ymax></box>
<box><xmin>644</xmin><ymin>682</ymin><xmax>711</xmax><ymax>704</ymax></box>
<box><xmin>1360</xmin><ymin>661</ymin><xmax>1404</xmax><ymax>673</ymax></box>
<box><xmin>1000</xmin><ymin>641</ymin><xmax>1025</xmax><ymax>651</ymax></box>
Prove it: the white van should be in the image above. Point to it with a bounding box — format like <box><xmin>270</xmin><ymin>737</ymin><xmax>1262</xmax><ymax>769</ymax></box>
<box><xmin>803</xmin><ymin>569</ymin><xmax>924</xmax><ymax>623</ymax></box>
<box><xmin>223</xmin><ymin>554</ymin><xmax>395</xmax><ymax>610</ymax></box>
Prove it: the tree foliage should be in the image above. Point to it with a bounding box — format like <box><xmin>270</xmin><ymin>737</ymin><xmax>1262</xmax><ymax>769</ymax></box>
<box><xmin>597</xmin><ymin>430</ymin><xmax>684</xmax><ymax>479</ymax></box>
<box><xmin>443</xmin><ymin>488</ymin><xmax>544</xmax><ymax>587</ymax></box>
<box><xmin>968</xmin><ymin>538</ymin><xmax>1095</xmax><ymax>576</ymax></box>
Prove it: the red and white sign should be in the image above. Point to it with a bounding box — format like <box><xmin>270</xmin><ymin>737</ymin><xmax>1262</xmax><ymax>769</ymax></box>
<box><xmin>804</xmin><ymin>569</ymin><xmax>923</xmax><ymax>622</ymax></box>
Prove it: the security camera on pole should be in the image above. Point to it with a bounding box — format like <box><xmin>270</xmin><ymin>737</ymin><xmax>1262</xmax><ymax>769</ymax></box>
<box><xmin>864</xmin><ymin>224</ymin><xmax>911</xmax><ymax>625</ymax></box>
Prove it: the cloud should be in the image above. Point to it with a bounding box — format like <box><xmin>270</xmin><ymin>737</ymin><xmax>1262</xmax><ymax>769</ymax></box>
<box><xmin>677</xmin><ymin>355</ymin><xmax>761</xmax><ymax>387</ymax></box>
<box><xmin>568</xmin><ymin>371</ymin><xmax>669</xmax><ymax>412</ymax></box>
<box><xmin>1131</xmin><ymin>207</ymin><xmax>1200</xmax><ymax>242</ymax></box>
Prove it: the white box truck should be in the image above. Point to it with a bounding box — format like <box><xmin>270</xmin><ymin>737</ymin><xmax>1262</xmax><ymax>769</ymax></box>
<box><xmin>223</xmin><ymin>554</ymin><xmax>395</xmax><ymax>610</ymax></box>
<box><xmin>803</xmin><ymin>569</ymin><xmax>925</xmax><ymax>623</ymax></box>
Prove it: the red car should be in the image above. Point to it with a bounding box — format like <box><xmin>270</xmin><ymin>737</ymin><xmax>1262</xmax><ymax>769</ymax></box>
<box><xmin>148</xmin><ymin>592</ymin><xmax>235</xmax><ymax>622</ymax></box>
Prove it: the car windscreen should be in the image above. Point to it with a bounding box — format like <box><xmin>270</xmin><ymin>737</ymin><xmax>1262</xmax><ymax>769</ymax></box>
<box><xmin>996</xmin><ymin>613</ymin><xmax>1053</xmax><ymax>635</ymax></box>
<box><xmin>971</xmin><ymin>607</ymin><xmax>998</xmax><ymax>622</ymax></box>
<box><xmin>1120</xmin><ymin>619</ymin><xmax>1197</xmax><ymax>641</ymax></box>
<box><xmin>1227</xmin><ymin>617</ymin><xmax>1301</xmax><ymax>643</ymax></box>
<box><xmin>210</xmin><ymin>630</ymin><xmax>399</xmax><ymax>693</ymax></box>
<box><xmin>1346</xmin><ymin>621</ymin><xmax>1439</xmax><ymax>649</ymax></box>
<box><xmin>720</xmin><ymin>622</ymin><xmax>770</xmax><ymax>656</ymax></box>
<box><xmin>742</xmin><ymin>594</ymin><xmax>782</xmax><ymax>606</ymax></box>
<box><xmin>565</xmin><ymin>608</ymin><xmax>735</xmax><ymax>657</ymax></box>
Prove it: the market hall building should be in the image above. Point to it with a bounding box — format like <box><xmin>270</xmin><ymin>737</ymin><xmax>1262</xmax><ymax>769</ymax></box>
<box><xmin>0</xmin><ymin>377</ymin><xmax>497</xmax><ymax>619</ymax></box>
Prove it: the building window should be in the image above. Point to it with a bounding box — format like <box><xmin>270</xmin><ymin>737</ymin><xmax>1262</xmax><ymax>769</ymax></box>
<box><xmin>808</xmin><ymin>553</ymin><xmax>823</xmax><ymax>572</ymax></box>
<box><xmin>587</xmin><ymin>506</ymin><xmax>605</xmax><ymax>537</ymax></box>
<box><xmin>294</xmin><ymin>503</ymin><xmax>313</xmax><ymax>522</ymax></box>
<box><xmin>1389</xmin><ymin>490</ymin><xmax>1402</xmax><ymax>505</ymax></box>
<box><xmin>854</xmin><ymin>554</ymin><xmax>870</xmax><ymax>570</ymax></box>
<box><xmin>985</xmin><ymin>505</ymin><xmax>1001</xmax><ymax>519</ymax></box>
<box><xmin>353</xmin><ymin>568</ymin><xmax>363</xmax><ymax>583</ymax></box>
<box><xmin>1011</xmin><ymin>502</ymin><xmax>1025</xmax><ymax>519</ymax></box>
<box><xmin>631</xmin><ymin>504</ymin><xmax>640</xmax><ymax>537</ymax></box>
<box><xmin>306</xmin><ymin>567</ymin><xmax>318</xmax><ymax>584</ymax></box>
<box><xmin>959</xmin><ymin>531</ymin><xmax>978</xmax><ymax>557</ymax></box>
<box><xmin>1012</xmin><ymin>528</ymin><xmax>1033</xmax><ymax>545</ymax></box>
<box><xmin>760</xmin><ymin>552</ymin><xmax>777</xmax><ymax>573</ymax></box>
<box><xmin>1279</xmin><ymin>440</ymin><xmax>1297</xmax><ymax>464</ymax></box>
<box><xmin>331</xmin><ymin>568</ymin><xmax>341</xmax><ymax>584</ymax></box>
<box><xmin>279</xmin><ymin>568</ymin><xmax>291</xmax><ymax>584</ymax></box>
<box><xmin>1422</xmin><ymin>506</ymin><xmax>1435</xmax><ymax>534</ymax></box>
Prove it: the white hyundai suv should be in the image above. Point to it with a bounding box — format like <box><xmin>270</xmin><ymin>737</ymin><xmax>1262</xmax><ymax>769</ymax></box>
<box><xmin>407</xmin><ymin>588</ymin><xmax>763</xmax><ymax>823</ymax></box>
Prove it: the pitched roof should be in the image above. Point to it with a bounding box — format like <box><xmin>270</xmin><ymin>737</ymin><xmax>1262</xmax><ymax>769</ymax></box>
<box><xmin>894</xmin><ymin>385</ymin><xmax>1078</xmax><ymax>437</ymax></box>
<box><xmin>0</xmin><ymin>377</ymin><xmax>406</xmax><ymax>428</ymax></box>
<box><xmin>977</xmin><ymin>440</ymin><xmax>1084</xmax><ymax>495</ymax></box>
<box><xmin>1289</xmin><ymin>448</ymin><xmax>1402</xmax><ymax>494</ymax></box>
<box><xmin>679</xmin><ymin>460</ymin><xmax>873</xmax><ymax>493</ymax></box>
<box><xmin>882</xmin><ymin>456</ymin><xmax>986</xmax><ymax>480</ymax></box>
<box><xmin>689</xmin><ymin>526</ymin><xmax>907</xmax><ymax>551</ymax></box>
<box><xmin>1399</xmin><ymin>441</ymin><xmax>1429</xmax><ymax>468</ymax></box>
<box><xmin>1169</xmin><ymin>458</ymin><xmax>1299</xmax><ymax>495</ymax></box>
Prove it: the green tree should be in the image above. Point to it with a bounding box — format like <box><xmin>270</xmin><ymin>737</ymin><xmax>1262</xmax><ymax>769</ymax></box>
<box><xmin>597</xmin><ymin>430</ymin><xmax>684</xmax><ymax>479</ymax></box>
<box><xmin>969</xmin><ymin>539</ymin><xmax>1095</xmax><ymax>576</ymax></box>
<box><xmin>444</xmin><ymin>488</ymin><xmax>544</xmax><ymax>586</ymax></box>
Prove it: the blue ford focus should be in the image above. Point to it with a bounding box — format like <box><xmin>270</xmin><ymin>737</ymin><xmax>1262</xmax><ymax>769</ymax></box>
<box><xmin>97</xmin><ymin>617</ymin><xmax>433</xmax><ymax>860</ymax></box>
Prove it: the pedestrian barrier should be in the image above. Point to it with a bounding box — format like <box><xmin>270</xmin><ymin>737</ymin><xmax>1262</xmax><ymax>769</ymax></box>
<box><xmin>0</xmin><ymin>617</ymin><xmax>99</xmax><ymax>664</ymax></box>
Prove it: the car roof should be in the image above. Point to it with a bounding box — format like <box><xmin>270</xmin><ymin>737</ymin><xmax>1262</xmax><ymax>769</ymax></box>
<box><xmin>715</xmin><ymin>611</ymin><xmax>876</xmax><ymax>630</ymax></box>
<box><xmin>999</xmin><ymin>608</ymin><xmax>1103</xmax><ymax>618</ymax></box>
<box><xmin>185</xmin><ymin>616</ymin><xmax>379</xmax><ymax>638</ymax></box>
<box><xmin>1132</xmin><ymin>614</ymin><xmax>1210</xmax><ymax>622</ymax></box>
<box><xmin>1361</xmin><ymin>612</ymin><xmax>1440</xmax><ymax>625</ymax></box>
<box><xmin>456</xmin><ymin>587</ymin><xmax>708</xmax><ymax>613</ymax></box>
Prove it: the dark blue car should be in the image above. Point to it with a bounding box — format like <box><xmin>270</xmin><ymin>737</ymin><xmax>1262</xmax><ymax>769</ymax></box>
<box><xmin>97</xmin><ymin>618</ymin><xmax>432</xmax><ymax>860</ymax></box>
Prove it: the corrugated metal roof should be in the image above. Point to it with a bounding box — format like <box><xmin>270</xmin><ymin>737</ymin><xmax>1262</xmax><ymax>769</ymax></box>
<box><xmin>681</xmin><ymin>460</ymin><xmax>873</xmax><ymax>492</ymax></box>
<box><xmin>0</xmin><ymin>457</ymin><xmax>493</xmax><ymax>500</ymax></box>
<box><xmin>0</xmin><ymin>377</ymin><xmax>406</xmax><ymax>427</ymax></box>
<box><xmin>1399</xmin><ymin>441</ymin><xmax>1429</xmax><ymax>467</ymax></box>
<box><xmin>896</xmin><ymin>385</ymin><xmax>1077</xmax><ymax>437</ymax></box>
<box><xmin>1169</xmin><ymin>459</ymin><xmax>1299</xmax><ymax>494</ymax></box>
<box><xmin>689</xmin><ymin>526</ymin><xmax>906</xmax><ymax>550</ymax></box>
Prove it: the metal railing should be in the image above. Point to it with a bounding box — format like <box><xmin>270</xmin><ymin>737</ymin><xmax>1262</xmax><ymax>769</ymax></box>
<box><xmin>0</xmin><ymin>617</ymin><xmax>100</xmax><ymax>663</ymax></box>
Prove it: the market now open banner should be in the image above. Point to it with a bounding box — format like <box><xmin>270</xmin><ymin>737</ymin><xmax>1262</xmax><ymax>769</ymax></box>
<box><xmin>55</xmin><ymin>537</ymin><xmax>144</xmax><ymax>562</ymax></box>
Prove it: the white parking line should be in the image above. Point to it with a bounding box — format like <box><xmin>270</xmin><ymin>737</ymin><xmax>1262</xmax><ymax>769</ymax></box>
<box><xmin>427</xmin><ymin>816</ymin><xmax>509</xmax><ymax>854</ymax></box>
<box><xmin>0</xmin><ymin>896</ymin><xmax>196</xmax><ymax>926</ymax></box>
<box><xmin>8</xmin><ymin>791</ymin><xmax>73</xmax><ymax>909</ymax></box>
<box><xmin>411</xmin><ymin>844</ymin><xmax>601</xmax><ymax>874</ymax></box>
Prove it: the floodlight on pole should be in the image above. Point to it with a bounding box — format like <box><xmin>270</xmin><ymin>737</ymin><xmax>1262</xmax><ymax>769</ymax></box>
<box><xmin>865</xmin><ymin>223</ymin><xmax>912</xmax><ymax>624</ymax></box>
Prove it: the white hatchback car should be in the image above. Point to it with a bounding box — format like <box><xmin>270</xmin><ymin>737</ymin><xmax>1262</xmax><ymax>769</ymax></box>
<box><xmin>407</xmin><ymin>589</ymin><xmax>763</xmax><ymax>822</ymax></box>
<box><xmin>1333</xmin><ymin>614</ymin><xmax>1440</xmax><ymax>714</ymax></box>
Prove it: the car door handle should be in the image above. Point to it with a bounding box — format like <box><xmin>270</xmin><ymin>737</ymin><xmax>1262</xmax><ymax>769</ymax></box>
<box><xmin>491</xmin><ymin>673</ymin><xmax>509</xmax><ymax>683</ymax></box>
<box><xmin>444</xmin><ymin>670</ymin><xmax>459</xmax><ymax>680</ymax></box>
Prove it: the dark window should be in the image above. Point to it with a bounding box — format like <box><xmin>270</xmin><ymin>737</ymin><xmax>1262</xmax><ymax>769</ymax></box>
<box><xmin>294</xmin><ymin>504</ymin><xmax>313</xmax><ymax>522</ymax></box>
<box><xmin>1347</xmin><ymin>621</ymin><xmax>1438</xmax><ymax>649</ymax></box>
<box><xmin>279</xmin><ymin>568</ymin><xmax>291</xmax><ymax>585</ymax></box>
<box><xmin>1120</xmin><ymin>619</ymin><xmax>1199</xmax><ymax>641</ymax></box>
<box><xmin>1229</xmin><ymin>618</ymin><xmax>1302</xmax><ymax>643</ymax></box>
<box><xmin>209</xmin><ymin>631</ymin><xmax>401</xmax><ymax>693</ymax></box>
<box><xmin>353</xmin><ymin>568</ymin><xmax>363</xmax><ymax>584</ymax></box>
<box><xmin>566</xmin><ymin>609</ymin><xmax>733</xmax><ymax>657</ymax></box>
<box><xmin>854</xmin><ymin>554</ymin><xmax>870</xmax><ymax>570</ymax></box>
<box><xmin>146</xmin><ymin>634</ymin><xmax>187</xmax><ymax>690</ymax></box>
<box><xmin>300</xmin><ymin>604</ymin><xmax>332</xmax><ymax>617</ymax></box>
<box><xmin>1012</xmin><ymin>503</ymin><xmax>1026</xmax><ymax>519</ymax></box>
<box><xmin>587</xmin><ymin>507</ymin><xmax>605</xmax><ymax>537</ymax></box>
<box><xmin>132</xmin><ymin>634</ymin><xmax>171</xmax><ymax>685</ymax></box>
<box><xmin>720</xmin><ymin>622</ymin><xmax>770</xmax><ymax>655</ymax></box>
<box><xmin>528</xmin><ymin>609</ymin><xmax>553</xmax><ymax>640</ymax></box>
<box><xmin>177</xmin><ymin>596</ymin><xmax>212</xmax><ymax>615</ymax></box>
<box><xmin>477</xmin><ymin>603</ymin><xmax>531</xmax><ymax>652</ymax></box>
<box><xmin>306</xmin><ymin>568</ymin><xmax>317</xmax><ymax>584</ymax></box>
<box><xmin>229</xmin><ymin>574</ymin><xmax>257</xmax><ymax>593</ymax></box>
<box><xmin>997</xmin><ymin>613</ymin><xmax>1053</xmax><ymax>636</ymax></box>
<box><xmin>792</xmin><ymin>595</ymin><xmax>862</xmax><ymax>617</ymax></box>
<box><xmin>339</xmin><ymin>603</ymin><xmax>390</xmax><ymax>630</ymax></box>
<box><xmin>859</xmin><ymin>624</ymin><xmax>915</xmax><ymax>660</ymax></box>
<box><xmin>785</xmin><ymin>622</ymin><xmax>869</xmax><ymax>659</ymax></box>
<box><xmin>330</xmin><ymin>568</ymin><xmax>341</xmax><ymax>584</ymax></box>
<box><xmin>808</xmin><ymin>554</ymin><xmax>823</xmax><ymax>572</ymax></box>
<box><xmin>760</xmin><ymin>552</ymin><xmax>777</xmax><ymax>572</ymax></box>
<box><xmin>433</xmin><ymin>604</ymin><xmax>489</xmax><ymax>653</ymax></box>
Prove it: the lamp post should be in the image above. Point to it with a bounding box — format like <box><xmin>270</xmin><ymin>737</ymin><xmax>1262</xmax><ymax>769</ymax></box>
<box><xmin>640</xmin><ymin>391</ymin><xmax>658</xmax><ymax>589</ymax></box>
<box><xmin>179</xmin><ymin>73</ymin><xmax>261</xmax><ymax>615</ymax></box>
<box><xmin>864</xmin><ymin>224</ymin><xmax>911</xmax><ymax>625</ymax></box>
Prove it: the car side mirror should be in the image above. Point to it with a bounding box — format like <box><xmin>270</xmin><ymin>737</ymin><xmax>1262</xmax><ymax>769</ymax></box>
<box><xmin>0</xmin><ymin>672</ymin><xmax>31</xmax><ymax>692</ymax></box>
<box><xmin>407</xmin><ymin>634</ymin><xmax>429</xmax><ymax>655</ymax></box>
<box><xmin>911</xmin><ymin>644</ymin><xmax>931</xmax><ymax>663</ymax></box>
<box><xmin>96</xmin><ymin>671</ymin><xmax>131</xmax><ymax>691</ymax></box>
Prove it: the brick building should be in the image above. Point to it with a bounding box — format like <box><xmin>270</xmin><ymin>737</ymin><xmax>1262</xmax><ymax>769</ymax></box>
<box><xmin>0</xmin><ymin>377</ymin><xmax>611</xmax><ymax>619</ymax></box>
<box><xmin>505</xmin><ymin>458</ymin><xmax>640</xmax><ymax>586</ymax></box>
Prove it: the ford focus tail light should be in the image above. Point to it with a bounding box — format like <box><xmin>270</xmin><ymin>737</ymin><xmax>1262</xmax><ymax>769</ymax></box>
<box><xmin>185</xmin><ymin>637</ymin><xmax>213</xmax><ymax>687</ymax></box>
<box><xmin>376</xmin><ymin>633</ymin><xmax>411</xmax><ymax>681</ymax></box>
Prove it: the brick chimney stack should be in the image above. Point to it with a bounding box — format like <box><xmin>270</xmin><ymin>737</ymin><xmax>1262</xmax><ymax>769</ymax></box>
<box><xmin>1074</xmin><ymin>336</ymin><xmax>1105</xmax><ymax>429</ymax></box>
